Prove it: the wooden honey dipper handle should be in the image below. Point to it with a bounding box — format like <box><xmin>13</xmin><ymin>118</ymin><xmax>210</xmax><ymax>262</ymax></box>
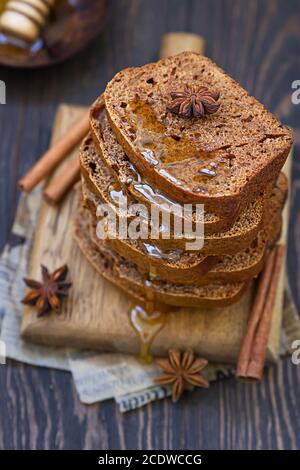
<box><xmin>160</xmin><ymin>32</ymin><xmax>205</xmax><ymax>58</ymax></box>
<box><xmin>0</xmin><ymin>0</ymin><xmax>55</xmax><ymax>43</ymax></box>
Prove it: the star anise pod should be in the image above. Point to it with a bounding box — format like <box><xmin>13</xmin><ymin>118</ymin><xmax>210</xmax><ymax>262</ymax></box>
<box><xmin>22</xmin><ymin>265</ymin><xmax>71</xmax><ymax>317</ymax></box>
<box><xmin>155</xmin><ymin>348</ymin><xmax>209</xmax><ymax>402</ymax></box>
<box><xmin>167</xmin><ymin>84</ymin><xmax>220</xmax><ymax>118</ymax></box>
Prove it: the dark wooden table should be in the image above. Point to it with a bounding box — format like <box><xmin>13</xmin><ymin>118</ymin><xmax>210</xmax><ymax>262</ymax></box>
<box><xmin>0</xmin><ymin>0</ymin><xmax>300</xmax><ymax>450</ymax></box>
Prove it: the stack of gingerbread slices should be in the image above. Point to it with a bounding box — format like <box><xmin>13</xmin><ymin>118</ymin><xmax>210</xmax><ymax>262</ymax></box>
<box><xmin>74</xmin><ymin>52</ymin><xmax>292</xmax><ymax>309</ymax></box>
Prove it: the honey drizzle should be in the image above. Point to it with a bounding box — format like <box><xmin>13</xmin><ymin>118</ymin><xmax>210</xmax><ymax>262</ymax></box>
<box><xmin>108</xmin><ymin>181</ymin><xmax>125</xmax><ymax>203</ymax></box>
<box><xmin>129</xmin><ymin>98</ymin><xmax>219</xmax><ymax>167</ymax></box>
<box><xmin>129</xmin><ymin>279</ymin><xmax>168</xmax><ymax>364</ymax></box>
<box><xmin>149</xmin><ymin>264</ymin><xmax>158</xmax><ymax>280</ymax></box>
<box><xmin>129</xmin><ymin>303</ymin><xmax>166</xmax><ymax>364</ymax></box>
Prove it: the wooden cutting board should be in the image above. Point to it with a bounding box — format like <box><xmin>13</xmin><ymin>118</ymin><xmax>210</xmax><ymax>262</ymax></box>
<box><xmin>20</xmin><ymin>104</ymin><xmax>291</xmax><ymax>364</ymax></box>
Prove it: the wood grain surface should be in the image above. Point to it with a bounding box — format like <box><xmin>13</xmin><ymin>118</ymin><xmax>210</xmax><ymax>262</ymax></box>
<box><xmin>1</xmin><ymin>0</ymin><xmax>300</xmax><ymax>450</ymax></box>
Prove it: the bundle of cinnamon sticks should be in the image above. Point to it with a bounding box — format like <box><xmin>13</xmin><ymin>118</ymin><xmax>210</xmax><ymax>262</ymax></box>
<box><xmin>236</xmin><ymin>244</ymin><xmax>285</xmax><ymax>382</ymax></box>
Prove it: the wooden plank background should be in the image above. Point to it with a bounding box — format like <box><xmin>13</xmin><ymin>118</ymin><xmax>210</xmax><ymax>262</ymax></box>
<box><xmin>1</xmin><ymin>0</ymin><xmax>300</xmax><ymax>450</ymax></box>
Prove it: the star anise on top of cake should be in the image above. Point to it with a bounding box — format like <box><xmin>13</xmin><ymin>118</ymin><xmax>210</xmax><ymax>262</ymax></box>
<box><xmin>22</xmin><ymin>264</ymin><xmax>72</xmax><ymax>317</ymax></box>
<box><xmin>155</xmin><ymin>348</ymin><xmax>209</xmax><ymax>402</ymax></box>
<box><xmin>167</xmin><ymin>85</ymin><xmax>220</xmax><ymax>118</ymax></box>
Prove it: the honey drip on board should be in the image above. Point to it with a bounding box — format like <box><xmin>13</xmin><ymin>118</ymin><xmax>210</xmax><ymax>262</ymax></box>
<box><xmin>129</xmin><ymin>280</ymin><xmax>168</xmax><ymax>364</ymax></box>
<box><xmin>129</xmin><ymin>304</ymin><xmax>167</xmax><ymax>364</ymax></box>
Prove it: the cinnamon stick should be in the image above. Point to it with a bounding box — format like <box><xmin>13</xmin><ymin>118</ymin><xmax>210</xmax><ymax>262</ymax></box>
<box><xmin>18</xmin><ymin>111</ymin><xmax>89</xmax><ymax>193</ymax></box>
<box><xmin>43</xmin><ymin>155</ymin><xmax>81</xmax><ymax>205</ymax></box>
<box><xmin>236</xmin><ymin>245</ymin><xmax>285</xmax><ymax>383</ymax></box>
